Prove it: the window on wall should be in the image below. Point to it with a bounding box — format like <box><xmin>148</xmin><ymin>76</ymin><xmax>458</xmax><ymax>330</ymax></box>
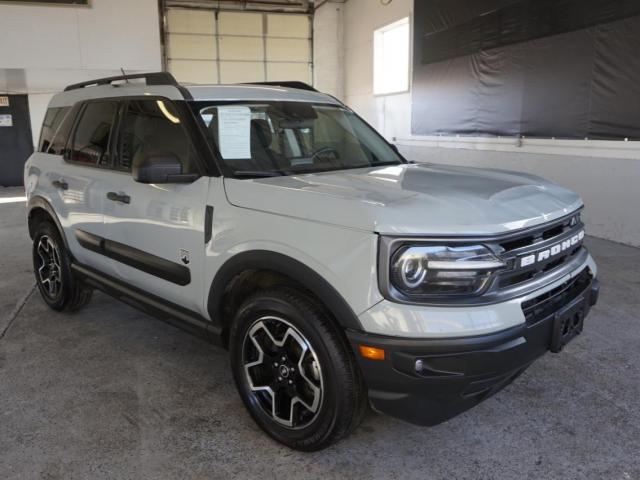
<box><xmin>165</xmin><ymin>8</ymin><xmax>312</xmax><ymax>85</ymax></box>
<box><xmin>373</xmin><ymin>17</ymin><xmax>410</xmax><ymax>95</ymax></box>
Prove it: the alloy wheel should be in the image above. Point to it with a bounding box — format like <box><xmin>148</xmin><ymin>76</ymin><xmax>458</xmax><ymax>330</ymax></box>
<box><xmin>242</xmin><ymin>316</ymin><xmax>324</xmax><ymax>429</ymax></box>
<box><xmin>36</xmin><ymin>235</ymin><xmax>62</xmax><ymax>299</ymax></box>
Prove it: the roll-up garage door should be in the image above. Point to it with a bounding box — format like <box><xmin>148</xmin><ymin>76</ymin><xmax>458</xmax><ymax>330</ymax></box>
<box><xmin>165</xmin><ymin>8</ymin><xmax>312</xmax><ymax>85</ymax></box>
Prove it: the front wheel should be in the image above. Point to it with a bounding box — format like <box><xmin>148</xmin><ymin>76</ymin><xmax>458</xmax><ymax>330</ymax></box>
<box><xmin>229</xmin><ymin>287</ymin><xmax>366</xmax><ymax>451</ymax></box>
<box><xmin>32</xmin><ymin>221</ymin><xmax>92</xmax><ymax>312</ymax></box>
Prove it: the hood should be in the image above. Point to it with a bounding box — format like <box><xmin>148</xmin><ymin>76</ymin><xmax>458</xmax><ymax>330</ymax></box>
<box><xmin>223</xmin><ymin>163</ymin><xmax>583</xmax><ymax>235</ymax></box>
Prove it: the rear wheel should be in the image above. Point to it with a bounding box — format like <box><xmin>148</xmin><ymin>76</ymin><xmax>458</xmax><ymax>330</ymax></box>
<box><xmin>229</xmin><ymin>287</ymin><xmax>366</xmax><ymax>451</ymax></box>
<box><xmin>32</xmin><ymin>221</ymin><xmax>92</xmax><ymax>312</ymax></box>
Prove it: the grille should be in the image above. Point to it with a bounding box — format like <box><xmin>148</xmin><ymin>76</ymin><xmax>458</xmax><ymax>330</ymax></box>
<box><xmin>521</xmin><ymin>268</ymin><xmax>592</xmax><ymax>325</ymax></box>
<box><xmin>493</xmin><ymin>213</ymin><xmax>585</xmax><ymax>290</ymax></box>
<box><xmin>377</xmin><ymin>210</ymin><xmax>588</xmax><ymax>307</ymax></box>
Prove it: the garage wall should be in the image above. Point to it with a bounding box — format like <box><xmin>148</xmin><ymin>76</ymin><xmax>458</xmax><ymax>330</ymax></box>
<box><xmin>314</xmin><ymin>0</ymin><xmax>640</xmax><ymax>247</ymax></box>
<box><xmin>312</xmin><ymin>1</ymin><xmax>343</xmax><ymax>99</ymax></box>
<box><xmin>0</xmin><ymin>0</ymin><xmax>162</xmax><ymax>147</ymax></box>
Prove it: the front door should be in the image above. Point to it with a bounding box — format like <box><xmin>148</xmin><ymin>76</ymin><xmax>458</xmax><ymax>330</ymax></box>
<box><xmin>0</xmin><ymin>94</ymin><xmax>33</xmax><ymax>186</ymax></box>
<box><xmin>102</xmin><ymin>98</ymin><xmax>209</xmax><ymax>315</ymax></box>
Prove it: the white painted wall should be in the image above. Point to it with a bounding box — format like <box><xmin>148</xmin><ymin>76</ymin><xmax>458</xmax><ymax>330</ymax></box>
<box><xmin>0</xmin><ymin>0</ymin><xmax>162</xmax><ymax>146</ymax></box>
<box><xmin>315</xmin><ymin>0</ymin><xmax>640</xmax><ymax>247</ymax></box>
<box><xmin>312</xmin><ymin>1</ymin><xmax>344</xmax><ymax>99</ymax></box>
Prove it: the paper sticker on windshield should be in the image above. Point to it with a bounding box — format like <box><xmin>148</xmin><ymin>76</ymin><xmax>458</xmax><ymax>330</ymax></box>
<box><xmin>218</xmin><ymin>106</ymin><xmax>251</xmax><ymax>159</ymax></box>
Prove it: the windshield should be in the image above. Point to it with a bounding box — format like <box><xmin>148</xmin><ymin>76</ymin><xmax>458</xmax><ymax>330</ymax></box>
<box><xmin>190</xmin><ymin>101</ymin><xmax>404</xmax><ymax>177</ymax></box>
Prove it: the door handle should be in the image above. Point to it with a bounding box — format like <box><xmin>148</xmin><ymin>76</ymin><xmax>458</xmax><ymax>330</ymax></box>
<box><xmin>51</xmin><ymin>179</ymin><xmax>68</xmax><ymax>190</ymax></box>
<box><xmin>106</xmin><ymin>191</ymin><xmax>131</xmax><ymax>204</ymax></box>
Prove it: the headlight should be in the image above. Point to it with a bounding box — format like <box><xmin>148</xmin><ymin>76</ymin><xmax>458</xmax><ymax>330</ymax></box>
<box><xmin>389</xmin><ymin>244</ymin><xmax>506</xmax><ymax>298</ymax></box>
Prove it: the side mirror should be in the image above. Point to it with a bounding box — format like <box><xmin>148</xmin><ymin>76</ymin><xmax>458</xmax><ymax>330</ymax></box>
<box><xmin>133</xmin><ymin>153</ymin><xmax>199</xmax><ymax>184</ymax></box>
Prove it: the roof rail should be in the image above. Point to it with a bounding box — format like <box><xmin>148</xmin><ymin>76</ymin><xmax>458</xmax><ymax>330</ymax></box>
<box><xmin>245</xmin><ymin>81</ymin><xmax>318</xmax><ymax>92</ymax></box>
<box><xmin>64</xmin><ymin>72</ymin><xmax>179</xmax><ymax>92</ymax></box>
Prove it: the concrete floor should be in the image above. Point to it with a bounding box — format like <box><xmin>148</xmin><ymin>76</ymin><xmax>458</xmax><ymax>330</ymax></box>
<box><xmin>1</xmin><ymin>185</ymin><xmax>639</xmax><ymax>480</ymax></box>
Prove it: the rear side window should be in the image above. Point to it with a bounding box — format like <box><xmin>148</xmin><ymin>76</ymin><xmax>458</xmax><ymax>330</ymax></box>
<box><xmin>48</xmin><ymin>104</ymin><xmax>80</xmax><ymax>156</ymax></box>
<box><xmin>69</xmin><ymin>101</ymin><xmax>118</xmax><ymax>166</ymax></box>
<box><xmin>117</xmin><ymin>99</ymin><xmax>197</xmax><ymax>173</ymax></box>
<box><xmin>39</xmin><ymin>107</ymin><xmax>69</xmax><ymax>153</ymax></box>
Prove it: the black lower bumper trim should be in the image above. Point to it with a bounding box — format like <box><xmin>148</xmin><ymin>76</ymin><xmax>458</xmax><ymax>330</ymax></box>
<box><xmin>347</xmin><ymin>273</ymin><xmax>600</xmax><ymax>427</ymax></box>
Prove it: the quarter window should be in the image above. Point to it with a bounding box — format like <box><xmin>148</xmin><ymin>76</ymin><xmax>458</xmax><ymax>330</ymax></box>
<box><xmin>70</xmin><ymin>101</ymin><xmax>118</xmax><ymax>166</ymax></box>
<box><xmin>118</xmin><ymin>99</ymin><xmax>196</xmax><ymax>174</ymax></box>
<box><xmin>39</xmin><ymin>107</ymin><xmax>69</xmax><ymax>153</ymax></box>
<box><xmin>48</xmin><ymin>104</ymin><xmax>80</xmax><ymax>156</ymax></box>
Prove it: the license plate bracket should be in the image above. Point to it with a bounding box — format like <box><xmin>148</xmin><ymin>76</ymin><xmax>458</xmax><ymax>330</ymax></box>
<box><xmin>550</xmin><ymin>295</ymin><xmax>586</xmax><ymax>353</ymax></box>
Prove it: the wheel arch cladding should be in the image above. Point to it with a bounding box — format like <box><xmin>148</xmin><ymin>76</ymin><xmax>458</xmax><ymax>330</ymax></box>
<box><xmin>27</xmin><ymin>196</ymin><xmax>70</xmax><ymax>250</ymax></box>
<box><xmin>208</xmin><ymin>250</ymin><xmax>364</xmax><ymax>334</ymax></box>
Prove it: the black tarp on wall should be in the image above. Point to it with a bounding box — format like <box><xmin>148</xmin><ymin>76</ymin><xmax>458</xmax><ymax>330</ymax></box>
<box><xmin>411</xmin><ymin>0</ymin><xmax>640</xmax><ymax>140</ymax></box>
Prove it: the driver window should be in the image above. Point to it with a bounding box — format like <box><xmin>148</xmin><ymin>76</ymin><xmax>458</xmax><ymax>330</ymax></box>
<box><xmin>69</xmin><ymin>101</ymin><xmax>117</xmax><ymax>167</ymax></box>
<box><xmin>117</xmin><ymin>99</ymin><xmax>197</xmax><ymax>174</ymax></box>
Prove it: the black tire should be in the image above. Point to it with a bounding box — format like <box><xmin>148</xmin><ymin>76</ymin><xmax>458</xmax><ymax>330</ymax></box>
<box><xmin>229</xmin><ymin>287</ymin><xmax>366</xmax><ymax>451</ymax></box>
<box><xmin>32</xmin><ymin>221</ymin><xmax>93</xmax><ymax>312</ymax></box>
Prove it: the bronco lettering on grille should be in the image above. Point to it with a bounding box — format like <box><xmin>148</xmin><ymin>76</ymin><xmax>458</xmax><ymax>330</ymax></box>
<box><xmin>519</xmin><ymin>230</ymin><xmax>585</xmax><ymax>268</ymax></box>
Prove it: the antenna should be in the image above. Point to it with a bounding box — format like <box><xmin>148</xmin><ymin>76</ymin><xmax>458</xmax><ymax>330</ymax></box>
<box><xmin>120</xmin><ymin>68</ymin><xmax>129</xmax><ymax>83</ymax></box>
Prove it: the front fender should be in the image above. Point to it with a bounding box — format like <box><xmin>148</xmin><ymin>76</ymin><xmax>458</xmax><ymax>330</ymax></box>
<box><xmin>208</xmin><ymin>250</ymin><xmax>364</xmax><ymax>332</ymax></box>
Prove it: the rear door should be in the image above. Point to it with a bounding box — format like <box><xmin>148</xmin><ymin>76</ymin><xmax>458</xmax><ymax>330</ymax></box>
<box><xmin>101</xmin><ymin>98</ymin><xmax>210</xmax><ymax>314</ymax></box>
<box><xmin>51</xmin><ymin>100</ymin><xmax>118</xmax><ymax>272</ymax></box>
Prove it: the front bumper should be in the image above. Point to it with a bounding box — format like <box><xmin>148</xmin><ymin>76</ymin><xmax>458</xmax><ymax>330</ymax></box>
<box><xmin>347</xmin><ymin>269</ymin><xmax>600</xmax><ymax>426</ymax></box>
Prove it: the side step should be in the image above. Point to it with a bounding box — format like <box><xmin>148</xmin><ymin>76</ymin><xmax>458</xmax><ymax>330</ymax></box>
<box><xmin>71</xmin><ymin>263</ymin><xmax>224</xmax><ymax>346</ymax></box>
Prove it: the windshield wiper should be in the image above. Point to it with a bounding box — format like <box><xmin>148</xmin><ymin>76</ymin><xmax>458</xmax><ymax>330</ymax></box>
<box><xmin>233</xmin><ymin>170</ymin><xmax>286</xmax><ymax>178</ymax></box>
<box><xmin>372</xmin><ymin>160</ymin><xmax>403</xmax><ymax>167</ymax></box>
<box><xmin>233</xmin><ymin>162</ymin><xmax>402</xmax><ymax>178</ymax></box>
<box><xmin>289</xmin><ymin>162</ymin><xmax>401</xmax><ymax>175</ymax></box>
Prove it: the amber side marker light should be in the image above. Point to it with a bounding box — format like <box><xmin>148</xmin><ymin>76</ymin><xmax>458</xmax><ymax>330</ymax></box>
<box><xmin>359</xmin><ymin>345</ymin><xmax>386</xmax><ymax>360</ymax></box>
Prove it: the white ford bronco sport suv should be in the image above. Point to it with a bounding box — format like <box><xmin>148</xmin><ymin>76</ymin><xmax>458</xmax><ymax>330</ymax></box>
<box><xmin>25</xmin><ymin>72</ymin><xmax>600</xmax><ymax>451</ymax></box>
